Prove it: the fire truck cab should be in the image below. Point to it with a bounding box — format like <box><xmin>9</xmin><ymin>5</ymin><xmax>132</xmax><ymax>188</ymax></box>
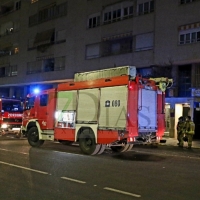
<box><xmin>22</xmin><ymin>66</ymin><xmax>172</xmax><ymax>155</ymax></box>
<box><xmin>0</xmin><ymin>98</ymin><xmax>23</xmax><ymax>136</ymax></box>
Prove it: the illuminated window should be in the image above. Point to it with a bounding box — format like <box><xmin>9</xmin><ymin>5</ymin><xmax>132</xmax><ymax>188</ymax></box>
<box><xmin>14</xmin><ymin>47</ymin><xmax>19</xmax><ymax>54</ymax></box>
<box><xmin>31</xmin><ymin>0</ymin><xmax>38</xmax><ymax>3</ymax></box>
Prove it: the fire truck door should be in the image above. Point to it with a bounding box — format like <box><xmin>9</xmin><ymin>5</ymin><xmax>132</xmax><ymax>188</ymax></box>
<box><xmin>23</xmin><ymin>96</ymin><xmax>36</xmax><ymax>126</ymax></box>
<box><xmin>138</xmin><ymin>89</ymin><xmax>157</xmax><ymax>132</ymax></box>
<box><xmin>37</xmin><ymin>90</ymin><xmax>55</xmax><ymax>130</ymax></box>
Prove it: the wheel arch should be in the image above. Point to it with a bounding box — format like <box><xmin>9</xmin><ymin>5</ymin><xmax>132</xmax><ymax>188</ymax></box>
<box><xmin>75</xmin><ymin>124</ymin><xmax>98</xmax><ymax>143</ymax></box>
<box><xmin>25</xmin><ymin>120</ymin><xmax>43</xmax><ymax>140</ymax></box>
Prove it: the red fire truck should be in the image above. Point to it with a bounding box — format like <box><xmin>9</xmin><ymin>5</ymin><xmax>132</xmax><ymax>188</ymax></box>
<box><xmin>22</xmin><ymin>66</ymin><xmax>172</xmax><ymax>155</ymax></box>
<box><xmin>0</xmin><ymin>98</ymin><xmax>23</xmax><ymax>136</ymax></box>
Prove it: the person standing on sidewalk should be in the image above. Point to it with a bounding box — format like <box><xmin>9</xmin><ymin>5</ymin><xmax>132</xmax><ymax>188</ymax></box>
<box><xmin>185</xmin><ymin>116</ymin><xmax>195</xmax><ymax>149</ymax></box>
<box><xmin>176</xmin><ymin>116</ymin><xmax>185</xmax><ymax>147</ymax></box>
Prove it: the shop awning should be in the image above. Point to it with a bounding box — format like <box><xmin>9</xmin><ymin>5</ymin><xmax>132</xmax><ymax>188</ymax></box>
<box><xmin>34</xmin><ymin>29</ymin><xmax>55</xmax><ymax>46</ymax></box>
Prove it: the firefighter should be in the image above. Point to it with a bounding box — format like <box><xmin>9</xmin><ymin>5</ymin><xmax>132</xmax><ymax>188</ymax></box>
<box><xmin>176</xmin><ymin>116</ymin><xmax>185</xmax><ymax>147</ymax></box>
<box><xmin>185</xmin><ymin>116</ymin><xmax>195</xmax><ymax>149</ymax></box>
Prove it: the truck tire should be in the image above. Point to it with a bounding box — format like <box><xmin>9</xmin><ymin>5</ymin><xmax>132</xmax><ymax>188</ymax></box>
<box><xmin>28</xmin><ymin>127</ymin><xmax>44</xmax><ymax>147</ymax></box>
<box><xmin>79</xmin><ymin>129</ymin><xmax>100</xmax><ymax>155</ymax></box>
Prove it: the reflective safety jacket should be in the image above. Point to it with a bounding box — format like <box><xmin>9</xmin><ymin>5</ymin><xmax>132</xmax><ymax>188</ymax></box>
<box><xmin>186</xmin><ymin>121</ymin><xmax>195</xmax><ymax>135</ymax></box>
<box><xmin>177</xmin><ymin>121</ymin><xmax>185</xmax><ymax>133</ymax></box>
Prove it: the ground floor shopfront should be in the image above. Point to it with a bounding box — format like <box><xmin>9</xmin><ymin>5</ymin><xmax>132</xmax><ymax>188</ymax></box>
<box><xmin>165</xmin><ymin>97</ymin><xmax>200</xmax><ymax>140</ymax></box>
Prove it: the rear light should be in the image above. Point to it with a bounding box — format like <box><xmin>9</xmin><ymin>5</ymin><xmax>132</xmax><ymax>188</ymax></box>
<box><xmin>129</xmin><ymin>85</ymin><xmax>133</xmax><ymax>90</ymax></box>
<box><xmin>127</xmin><ymin>137</ymin><xmax>134</xmax><ymax>142</ymax></box>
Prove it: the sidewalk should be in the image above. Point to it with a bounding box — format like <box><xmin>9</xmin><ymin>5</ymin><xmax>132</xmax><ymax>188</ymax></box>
<box><xmin>161</xmin><ymin>136</ymin><xmax>200</xmax><ymax>149</ymax></box>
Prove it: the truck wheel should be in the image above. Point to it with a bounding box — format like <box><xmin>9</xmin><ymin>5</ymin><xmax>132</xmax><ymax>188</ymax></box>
<box><xmin>28</xmin><ymin>127</ymin><xmax>44</xmax><ymax>147</ymax></box>
<box><xmin>79</xmin><ymin>129</ymin><xmax>100</xmax><ymax>155</ymax></box>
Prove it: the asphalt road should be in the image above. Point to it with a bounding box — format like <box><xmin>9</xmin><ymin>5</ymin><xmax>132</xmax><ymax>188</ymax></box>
<box><xmin>0</xmin><ymin>134</ymin><xmax>200</xmax><ymax>200</ymax></box>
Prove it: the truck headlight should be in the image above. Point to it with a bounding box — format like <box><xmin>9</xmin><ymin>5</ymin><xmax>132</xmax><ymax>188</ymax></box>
<box><xmin>1</xmin><ymin>123</ymin><xmax>8</xmax><ymax>129</ymax></box>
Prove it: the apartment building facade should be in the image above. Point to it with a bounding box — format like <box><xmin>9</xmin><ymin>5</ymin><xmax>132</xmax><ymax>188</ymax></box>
<box><xmin>0</xmin><ymin>0</ymin><xmax>200</xmax><ymax>138</ymax></box>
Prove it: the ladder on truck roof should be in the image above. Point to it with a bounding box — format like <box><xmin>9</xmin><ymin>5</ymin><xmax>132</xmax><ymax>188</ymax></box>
<box><xmin>74</xmin><ymin>66</ymin><xmax>136</xmax><ymax>82</ymax></box>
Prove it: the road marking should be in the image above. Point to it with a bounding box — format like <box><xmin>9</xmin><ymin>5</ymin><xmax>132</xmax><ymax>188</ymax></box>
<box><xmin>0</xmin><ymin>148</ymin><xmax>28</xmax><ymax>155</ymax></box>
<box><xmin>53</xmin><ymin>151</ymin><xmax>84</xmax><ymax>157</ymax></box>
<box><xmin>104</xmin><ymin>187</ymin><xmax>141</xmax><ymax>198</ymax></box>
<box><xmin>0</xmin><ymin>161</ymin><xmax>49</xmax><ymax>175</ymax></box>
<box><xmin>133</xmin><ymin>150</ymin><xmax>200</xmax><ymax>160</ymax></box>
<box><xmin>61</xmin><ymin>176</ymin><xmax>86</xmax><ymax>184</ymax></box>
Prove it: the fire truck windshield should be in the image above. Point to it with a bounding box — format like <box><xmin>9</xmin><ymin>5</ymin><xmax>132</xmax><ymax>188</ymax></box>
<box><xmin>2</xmin><ymin>100</ymin><xmax>23</xmax><ymax>112</ymax></box>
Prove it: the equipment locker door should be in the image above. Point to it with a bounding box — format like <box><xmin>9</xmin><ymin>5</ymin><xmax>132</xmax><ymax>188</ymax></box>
<box><xmin>138</xmin><ymin>89</ymin><xmax>157</xmax><ymax>132</ymax></box>
<box><xmin>36</xmin><ymin>89</ymin><xmax>56</xmax><ymax>130</ymax></box>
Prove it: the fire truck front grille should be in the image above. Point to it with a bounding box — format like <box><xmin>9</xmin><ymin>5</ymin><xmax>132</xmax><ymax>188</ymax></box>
<box><xmin>3</xmin><ymin>118</ymin><xmax>22</xmax><ymax>123</ymax></box>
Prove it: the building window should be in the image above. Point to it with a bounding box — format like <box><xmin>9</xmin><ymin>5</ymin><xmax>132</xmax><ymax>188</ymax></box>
<box><xmin>86</xmin><ymin>43</ymin><xmax>100</xmax><ymax>59</ymax></box>
<box><xmin>179</xmin><ymin>24</ymin><xmax>200</xmax><ymax>44</ymax></box>
<box><xmin>6</xmin><ymin>65</ymin><xmax>18</xmax><ymax>76</ymax></box>
<box><xmin>101</xmin><ymin>34</ymin><xmax>133</xmax><ymax>56</ymax></box>
<box><xmin>138</xmin><ymin>1</ymin><xmax>154</xmax><ymax>15</ymax></box>
<box><xmin>15</xmin><ymin>1</ymin><xmax>21</xmax><ymax>10</ymax></box>
<box><xmin>112</xmin><ymin>9</ymin><xmax>121</xmax><ymax>21</ymax></box>
<box><xmin>0</xmin><ymin>47</ymin><xmax>11</xmax><ymax>57</ymax></box>
<box><xmin>0</xmin><ymin>67</ymin><xmax>6</xmax><ymax>77</ymax></box>
<box><xmin>27</xmin><ymin>58</ymin><xmax>56</xmax><ymax>74</ymax></box>
<box><xmin>11</xmin><ymin>65</ymin><xmax>17</xmax><ymax>76</ymax></box>
<box><xmin>102</xmin><ymin>1</ymin><xmax>134</xmax><ymax>25</ymax></box>
<box><xmin>88</xmin><ymin>13</ymin><xmax>100</xmax><ymax>28</ymax></box>
<box><xmin>27</xmin><ymin>61</ymin><xmax>42</xmax><ymax>74</ymax></box>
<box><xmin>103</xmin><ymin>11</ymin><xmax>112</xmax><ymax>24</ymax></box>
<box><xmin>0</xmin><ymin>65</ymin><xmax>17</xmax><ymax>77</ymax></box>
<box><xmin>29</xmin><ymin>2</ymin><xmax>67</xmax><ymax>26</ymax></box>
<box><xmin>54</xmin><ymin>56</ymin><xmax>65</xmax><ymax>71</ymax></box>
<box><xmin>34</xmin><ymin>29</ymin><xmax>55</xmax><ymax>47</ymax></box>
<box><xmin>180</xmin><ymin>0</ymin><xmax>195</xmax><ymax>4</ymax></box>
<box><xmin>56</xmin><ymin>30</ymin><xmax>66</xmax><ymax>43</ymax></box>
<box><xmin>123</xmin><ymin>6</ymin><xmax>133</xmax><ymax>19</ymax></box>
<box><xmin>43</xmin><ymin>58</ymin><xmax>54</xmax><ymax>72</ymax></box>
<box><xmin>178</xmin><ymin>65</ymin><xmax>191</xmax><ymax>97</ymax></box>
<box><xmin>135</xmin><ymin>32</ymin><xmax>154</xmax><ymax>51</ymax></box>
